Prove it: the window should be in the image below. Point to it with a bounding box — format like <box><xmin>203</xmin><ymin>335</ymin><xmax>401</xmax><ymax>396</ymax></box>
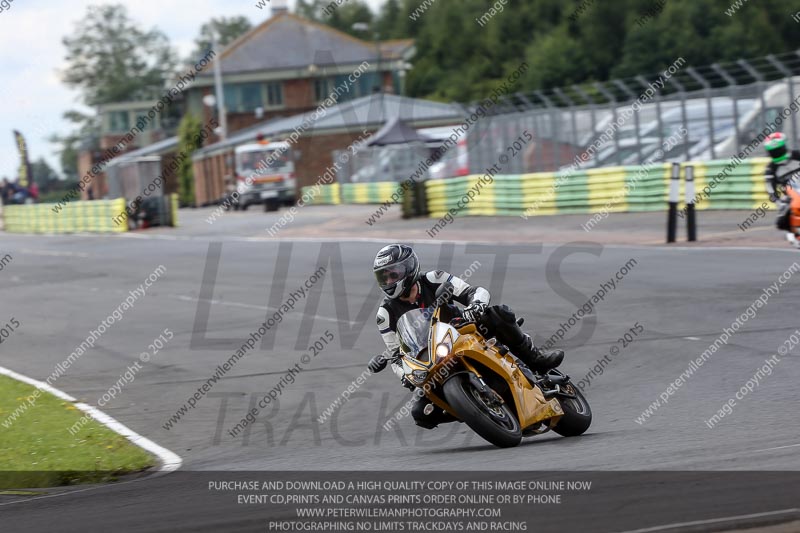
<box><xmin>314</xmin><ymin>73</ymin><xmax>378</xmax><ymax>104</ymax></box>
<box><xmin>108</xmin><ymin>111</ymin><xmax>130</xmax><ymax>132</ymax></box>
<box><xmin>314</xmin><ymin>78</ymin><xmax>335</xmax><ymax>103</ymax></box>
<box><xmin>224</xmin><ymin>82</ymin><xmax>283</xmax><ymax>111</ymax></box>
<box><xmin>135</xmin><ymin>114</ymin><xmax>154</xmax><ymax>131</ymax></box>
<box><xmin>224</xmin><ymin>83</ymin><xmax>264</xmax><ymax>113</ymax></box>
<box><xmin>266</xmin><ymin>82</ymin><xmax>283</xmax><ymax>107</ymax></box>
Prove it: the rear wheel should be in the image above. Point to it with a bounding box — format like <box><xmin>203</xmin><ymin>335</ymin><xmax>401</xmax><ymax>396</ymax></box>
<box><xmin>552</xmin><ymin>383</ymin><xmax>592</xmax><ymax>437</ymax></box>
<box><xmin>442</xmin><ymin>374</ymin><xmax>521</xmax><ymax>448</ymax></box>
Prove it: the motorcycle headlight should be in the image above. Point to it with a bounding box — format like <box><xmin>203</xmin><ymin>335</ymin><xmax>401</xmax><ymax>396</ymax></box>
<box><xmin>435</xmin><ymin>342</ymin><xmax>451</xmax><ymax>360</ymax></box>
<box><xmin>411</xmin><ymin>370</ymin><xmax>428</xmax><ymax>383</ymax></box>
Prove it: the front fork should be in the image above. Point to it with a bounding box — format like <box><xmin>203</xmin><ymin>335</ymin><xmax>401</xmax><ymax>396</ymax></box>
<box><xmin>456</xmin><ymin>360</ymin><xmax>505</xmax><ymax>407</ymax></box>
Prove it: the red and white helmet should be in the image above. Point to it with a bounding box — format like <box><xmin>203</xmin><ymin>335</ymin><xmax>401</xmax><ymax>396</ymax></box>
<box><xmin>765</xmin><ymin>132</ymin><xmax>789</xmax><ymax>164</ymax></box>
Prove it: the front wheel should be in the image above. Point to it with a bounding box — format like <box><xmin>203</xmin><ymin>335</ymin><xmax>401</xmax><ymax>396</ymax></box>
<box><xmin>552</xmin><ymin>383</ymin><xmax>592</xmax><ymax>437</ymax></box>
<box><xmin>442</xmin><ymin>374</ymin><xmax>521</xmax><ymax>448</ymax></box>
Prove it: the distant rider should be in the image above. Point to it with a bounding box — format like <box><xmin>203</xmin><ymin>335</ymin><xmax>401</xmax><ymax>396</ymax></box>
<box><xmin>764</xmin><ymin>132</ymin><xmax>800</xmax><ymax>232</ymax></box>
<box><xmin>368</xmin><ymin>244</ymin><xmax>564</xmax><ymax>429</ymax></box>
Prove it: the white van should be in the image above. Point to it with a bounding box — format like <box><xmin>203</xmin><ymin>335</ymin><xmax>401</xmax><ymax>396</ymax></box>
<box><xmin>234</xmin><ymin>140</ymin><xmax>296</xmax><ymax>212</ymax></box>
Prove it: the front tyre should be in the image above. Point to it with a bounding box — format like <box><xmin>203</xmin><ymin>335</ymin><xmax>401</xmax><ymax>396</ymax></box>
<box><xmin>552</xmin><ymin>383</ymin><xmax>592</xmax><ymax>437</ymax></box>
<box><xmin>442</xmin><ymin>374</ymin><xmax>521</xmax><ymax>448</ymax></box>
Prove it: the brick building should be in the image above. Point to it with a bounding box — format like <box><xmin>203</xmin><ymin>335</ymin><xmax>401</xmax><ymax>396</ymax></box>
<box><xmin>192</xmin><ymin>93</ymin><xmax>463</xmax><ymax>205</ymax></box>
<box><xmin>80</xmin><ymin>8</ymin><xmax>414</xmax><ymax>201</ymax></box>
<box><xmin>187</xmin><ymin>11</ymin><xmax>415</xmax><ymax>138</ymax></box>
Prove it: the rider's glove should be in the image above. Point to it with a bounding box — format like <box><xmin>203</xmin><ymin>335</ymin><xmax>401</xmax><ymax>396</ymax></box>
<box><xmin>368</xmin><ymin>354</ymin><xmax>388</xmax><ymax>373</ymax></box>
<box><xmin>400</xmin><ymin>377</ymin><xmax>416</xmax><ymax>391</ymax></box>
<box><xmin>462</xmin><ymin>302</ymin><xmax>487</xmax><ymax>323</ymax></box>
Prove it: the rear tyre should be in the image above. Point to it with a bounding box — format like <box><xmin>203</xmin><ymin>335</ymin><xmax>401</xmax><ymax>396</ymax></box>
<box><xmin>552</xmin><ymin>383</ymin><xmax>592</xmax><ymax>437</ymax></box>
<box><xmin>442</xmin><ymin>374</ymin><xmax>521</xmax><ymax>448</ymax></box>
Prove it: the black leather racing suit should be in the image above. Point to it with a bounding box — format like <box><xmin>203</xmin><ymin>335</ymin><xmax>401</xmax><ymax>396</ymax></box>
<box><xmin>376</xmin><ymin>270</ymin><xmax>489</xmax><ymax>429</ymax></box>
<box><xmin>376</xmin><ymin>270</ymin><xmax>550</xmax><ymax>429</ymax></box>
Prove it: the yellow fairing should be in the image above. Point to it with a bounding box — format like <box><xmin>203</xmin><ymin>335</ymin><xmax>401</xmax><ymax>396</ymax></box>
<box><xmin>424</xmin><ymin>328</ymin><xmax>563</xmax><ymax>431</ymax></box>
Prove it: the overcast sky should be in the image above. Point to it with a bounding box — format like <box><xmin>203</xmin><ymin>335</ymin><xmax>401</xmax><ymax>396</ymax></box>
<box><xmin>0</xmin><ymin>0</ymin><xmax>386</xmax><ymax>180</ymax></box>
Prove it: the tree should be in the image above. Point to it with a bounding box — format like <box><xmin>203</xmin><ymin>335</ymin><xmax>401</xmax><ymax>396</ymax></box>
<box><xmin>61</xmin><ymin>4</ymin><xmax>177</xmax><ymax>107</ymax></box>
<box><xmin>326</xmin><ymin>1</ymin><xmax>374</xmax><ymax>36</ymax></box>
<box><xmin>296</xmin><ymin>0</ymin><xmax>374</xmax><ymax>37</ymax></box>
<box><xmin>397</xmin><ymin>0</ymin><xmax>800</xmax><ymax>101</ymax></box>
<box><xmin>295</xmin><ymin>0</ymin><xmax>321</xmax><ymax>20</ymax></box>
<box><xmin>176</xmin><ymin>114</ymin><xmax>203</xmax><ymax>206</ymax></box>
<box><xmin>30</xmin><ymin>158</ymin><xmax>59</xmax><ymax>191</ymax></box>
<box><xmin>57</xmin><ymin>4</ymin><xmax>177</xmax><ymax>183</ymax></box>
<box><xmin>191</xmin><ymin>16</ymin><xmax>253</xmax><ymax>60</ymax></box>
<box><xmin>49</xmin><ymin>111</ymin><xmax>101</xmax><ymax>181</ymax></box>
<box><xmin>374</xmin><ymin>0</ymin><xmax>402</xmax><ymax>39</ymax></box>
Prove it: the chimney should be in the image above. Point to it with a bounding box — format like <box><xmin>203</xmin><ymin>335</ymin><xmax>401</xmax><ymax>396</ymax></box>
<box><xmin>272</xmin><ymin>0</ymin><xmax>289</xmax><ymax>16</ymax></box>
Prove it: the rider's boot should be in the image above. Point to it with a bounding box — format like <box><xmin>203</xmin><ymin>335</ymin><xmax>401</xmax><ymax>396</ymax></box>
<box><xmin>514</xmin><ymin>333</ymin><xmax>564</xmax><ymax>372</ymax></box>
<box><xmin>776</xmin><ymin>200</ymin><xmax>791</xmax><ymax>231</ymax></box>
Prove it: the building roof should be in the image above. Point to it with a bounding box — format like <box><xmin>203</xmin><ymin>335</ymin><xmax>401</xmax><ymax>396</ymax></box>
<box><xmin>99</xmin><ymin>100</ymin><xmax>160</xmax><ymax>113</ymax></box>
<box><xmin>203</xmin><ymin>13</ymin><xmax>412</xmax><ymax>76</ymax></box>
<box><xmin>194</xmin><ymin>93</ymin><xmax>464</xmax><ymax>159</ymax></box>
<box><xmin>378</xmin><ymin>39</ymin><xmax>415</xmax><ymax>61</ymax></box>
<box><xmin>105</xmin><ymin>135</ymin><xmax>179</xmax><ymax>168</ymax></box>
<box><xmin>367</xmin><ymin>116</ymin><xmax>436</xmax><ymax>146</ymax></box>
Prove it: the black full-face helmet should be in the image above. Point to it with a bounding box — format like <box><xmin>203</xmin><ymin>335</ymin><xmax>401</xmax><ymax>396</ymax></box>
<box><xmin>373</xmin><ymin>244</ymin><xmax>420</xmax><ymax>299</ymax></box>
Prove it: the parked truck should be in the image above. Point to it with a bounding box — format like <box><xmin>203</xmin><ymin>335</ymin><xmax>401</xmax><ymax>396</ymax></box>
<box><xmin>234</xmin><ymin>139</ymin><xmax>297</xmax><ymax>212</ymax></box>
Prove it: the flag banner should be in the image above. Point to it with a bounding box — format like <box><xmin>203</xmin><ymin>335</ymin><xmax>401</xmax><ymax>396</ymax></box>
<box><xmin>13</xmin><ymin>130</ymin><xmax>31</xmax><ymax>188</ymax></box>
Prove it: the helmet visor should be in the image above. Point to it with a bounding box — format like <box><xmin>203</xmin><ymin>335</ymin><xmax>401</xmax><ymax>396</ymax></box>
<box><xmin>374</xmin><ymin>256</ymin><xmax>416</xmax><ymax>291</ymax></box>
<box><xmin>769</xmin><ymin>144</ymin><xmax>788</xmax><ymax>163</ymax></box>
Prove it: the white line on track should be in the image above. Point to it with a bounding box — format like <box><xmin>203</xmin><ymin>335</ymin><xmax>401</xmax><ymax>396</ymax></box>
<box><xmin>10</xmin><ymin>229</ymin><xmax>800</xmax><ymax>254</ymax></box>
<box><xmin>105</xmin><ymin>232</ymin><xmax>800</xmax><ymax>252</ymax></box>
<box><xmin>0</xmin><ymin>365</ymin><xmax>182</xmax><ymax>473</ymax></box>
<box><xmin>616</xmin><ymin>508</ymin><xmax>800</xmax><ymax>533</ymax></box>
<box><xmin>751</xmin><ymin>443</ymin><xmax>800</xmax><ymax>454</ymax></box>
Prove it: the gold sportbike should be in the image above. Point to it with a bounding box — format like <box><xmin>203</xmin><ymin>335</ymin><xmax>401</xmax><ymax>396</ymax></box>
<box><xmin>389</xmin><ymin>284</ymin><xmax>591</xmax><ymax>448</ymax></box>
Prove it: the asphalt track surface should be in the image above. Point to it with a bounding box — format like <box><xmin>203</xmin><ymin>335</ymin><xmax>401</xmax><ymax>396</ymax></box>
<box><xmin>1</xmin><ymin>208</ymin><xmax>799</xmax><ymax>532</ymax></box>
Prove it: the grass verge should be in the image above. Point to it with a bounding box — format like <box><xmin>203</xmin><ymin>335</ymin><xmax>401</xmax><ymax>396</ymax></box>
<box><xmin>0</xmin><ymin>374</ymin><xmax>155</xmax><ymax>489</ymax></box>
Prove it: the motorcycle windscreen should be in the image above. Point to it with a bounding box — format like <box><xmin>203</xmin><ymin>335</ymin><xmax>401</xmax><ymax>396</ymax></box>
<box><xmin>396</xmin><ymin>308</ymin><xmax>434</xmax><ymax>362</ymax></box>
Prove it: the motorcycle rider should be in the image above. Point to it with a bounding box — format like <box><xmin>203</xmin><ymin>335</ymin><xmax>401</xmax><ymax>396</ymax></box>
<box><xmin>764</xmin><ymin>132</ymin><xmax>800</xmax><ymax>232</ymax></box>
<box><xmin>368</xmin><ymin>243</ymin><xmax>564</xmax><ymax>429</ymax></box>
